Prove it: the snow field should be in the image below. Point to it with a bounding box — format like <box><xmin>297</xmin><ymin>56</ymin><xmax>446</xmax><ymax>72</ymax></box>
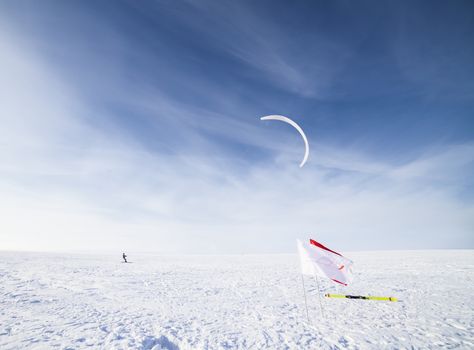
<box><xmin>0</xmin><ymin>250</ymin><xmax>473</xmax><ymax>349</ymax></box>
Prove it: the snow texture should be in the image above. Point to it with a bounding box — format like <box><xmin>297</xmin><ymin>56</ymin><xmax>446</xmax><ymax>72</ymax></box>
<box><xmin>0</xmin><ymin>250</ymin><xmax>473</xmax><ymax>349</ymax></box>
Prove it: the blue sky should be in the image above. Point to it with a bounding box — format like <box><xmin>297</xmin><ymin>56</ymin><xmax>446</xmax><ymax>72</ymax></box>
<box><xmin>0</xmin><ymin>0</ymin><xmax>473</xmax><ymax>253</ymax></box>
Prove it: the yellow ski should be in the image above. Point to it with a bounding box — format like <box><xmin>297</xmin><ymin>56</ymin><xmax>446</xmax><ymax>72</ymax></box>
<box><xmin>325</xmin><ymin>293</ymin><xmax>398</xmax><ymax>302</ymax></box>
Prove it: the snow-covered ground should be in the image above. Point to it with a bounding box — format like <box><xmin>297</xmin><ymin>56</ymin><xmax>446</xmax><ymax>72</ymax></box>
<box><xmin>0</xmin><ymin>250</ymin><xmax>472</xmax><ymax>349</ymax></box>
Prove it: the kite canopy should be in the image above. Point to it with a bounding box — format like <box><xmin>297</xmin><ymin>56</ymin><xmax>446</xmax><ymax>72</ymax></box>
<box><xmin>260</xmin><ymin>115</ymin><xmax>309</xmax><ymax>168</ymax></box>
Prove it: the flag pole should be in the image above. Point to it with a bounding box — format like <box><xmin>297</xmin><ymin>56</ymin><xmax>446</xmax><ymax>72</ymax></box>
<box><xmin>314</xmin><ymin>273</ymin><xmax>325</xmax><ymax>319</ymax></box>
<box><xmin>301</xmin><ymin>274</ymin><xmax>310</xmax><ymax>323</ymax></box>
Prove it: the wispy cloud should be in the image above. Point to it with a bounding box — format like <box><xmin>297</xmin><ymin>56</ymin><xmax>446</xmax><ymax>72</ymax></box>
<box><xmin>151</xmin><ymin>1</ymin><xmax>351</xmax><ymax>98</ymax></box>
<box><xmin>391</xmin><ymin>1</ymin><xmax>474</xmax><ymax>101</ymax></box>
<box><xmin>0</xmin><ymin>3</ymin><xmax>473</xmax><ymax>253</ymax></box>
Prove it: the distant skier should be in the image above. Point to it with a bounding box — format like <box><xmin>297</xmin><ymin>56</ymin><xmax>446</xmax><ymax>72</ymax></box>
<box><xmin>122</xmin><ymin>252</ymin><xmax>127</xmax><ymax>263</ymax></box>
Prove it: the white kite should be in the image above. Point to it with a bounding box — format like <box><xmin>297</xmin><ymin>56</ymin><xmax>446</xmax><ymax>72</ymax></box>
<box><xmin>260</xmin><ymin>115</ymin><xmax>309</xmax><ymax>167</ymax></box>
<box><xmin>297</xmin><ymin>238</ymin><xmax>354</xmax><ymax>286</ymax></box>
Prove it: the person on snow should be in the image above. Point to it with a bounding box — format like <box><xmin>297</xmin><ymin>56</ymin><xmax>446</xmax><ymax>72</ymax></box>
<box><xmin>122</xmin><ymin>252</ymin><xmax>127</xmax><ymax>263</ymax></box>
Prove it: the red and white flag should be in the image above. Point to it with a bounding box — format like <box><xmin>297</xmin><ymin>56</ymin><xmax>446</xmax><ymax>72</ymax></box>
<box><xmin>297</xmin><ymin>238</ymin><xmax>354</xmax><ymax>286</ymax></box>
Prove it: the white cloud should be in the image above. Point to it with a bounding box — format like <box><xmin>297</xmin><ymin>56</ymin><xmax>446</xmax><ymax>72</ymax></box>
<box><xmin>164</xmin><ymin>1</ymin><xmax>350</xmax><ymax>98</ymax></box>
<box><xmin>0</xmin><ymin>20</ymin><xmax>472</xmax><ymax>254</ymax></box>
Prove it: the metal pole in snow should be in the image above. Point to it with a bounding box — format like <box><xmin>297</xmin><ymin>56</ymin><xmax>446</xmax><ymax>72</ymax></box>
<box><xmin>301</xmin><ymin>274</ymin><xmax>310</xmax><ymax>323</ymax></box>
<box><xmin>314</xmin><ymin>273</ymin><xmax>325</xmax><ymax>319</ymax></box>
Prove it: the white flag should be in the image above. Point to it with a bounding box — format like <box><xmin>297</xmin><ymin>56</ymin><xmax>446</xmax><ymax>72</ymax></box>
<box><xmin>297</xmin><ymin>238</ymin><xmax>354</xmax><ymax>286</ymax></box>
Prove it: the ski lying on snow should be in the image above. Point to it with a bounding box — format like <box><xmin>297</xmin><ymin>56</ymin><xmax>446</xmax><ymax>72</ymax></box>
<box><xmin>325</xmin><ymin>293</ymin><xmax>398</xmax><ymax>302</ymax></box>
